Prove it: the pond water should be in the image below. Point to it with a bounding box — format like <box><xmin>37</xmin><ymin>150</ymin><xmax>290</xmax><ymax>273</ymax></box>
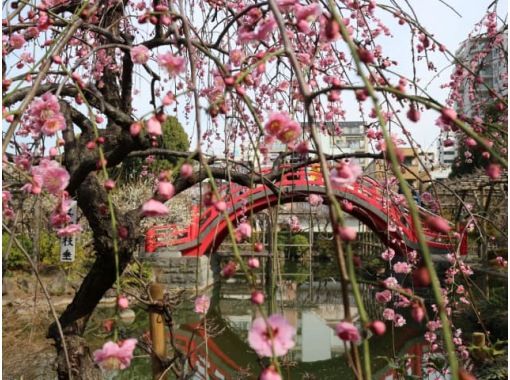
<box><xmin>88</xmin><ymin>277</ymin><xmax>430</xmax><ymax>380</ymax></box>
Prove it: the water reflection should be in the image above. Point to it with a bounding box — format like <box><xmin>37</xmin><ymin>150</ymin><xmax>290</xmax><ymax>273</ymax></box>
<box><xmin>109</xmin><ymin>280</ymin><xmax>427</xmax><ymax>379</ymax></box>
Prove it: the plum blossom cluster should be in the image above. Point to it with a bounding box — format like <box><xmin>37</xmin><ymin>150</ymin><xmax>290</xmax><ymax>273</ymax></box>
<box><xmin>264</xmin><ymin>112</ymin><xmax>302</xmax><ymax>148</ymax></box>
<box><xmin>93</xmin><ymin>339</ymin><xmax>137</xmax><ymax>371</ymax></box>
<box><xmin>2</xmin><ymin>191</ymin><xmax>14</xmax><ymax>219</ymax></box>
<box><xmin>20</xmin><ymin>159</ymin><xmax>82</xmax><ymax>237</ymax></box>
<box><xmin>20</xmin><ymin>92</ymin><xmax>66</xmax><ymax>137</ymax></box>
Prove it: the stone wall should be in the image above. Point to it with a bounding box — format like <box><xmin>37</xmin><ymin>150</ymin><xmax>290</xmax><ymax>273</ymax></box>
<box><xmin>143</xmin><ymin>250</ymin><xmax>213</xmax><ymax>290</ymax></box>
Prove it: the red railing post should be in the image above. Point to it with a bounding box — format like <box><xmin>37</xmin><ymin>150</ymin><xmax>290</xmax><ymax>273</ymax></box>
<box><xmin>145</xmin><ymin>228</ymin><xmax>156</xmax><ymax>253</ymax></box>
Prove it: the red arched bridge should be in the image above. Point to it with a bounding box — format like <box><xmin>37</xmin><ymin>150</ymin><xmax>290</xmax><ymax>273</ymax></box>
<box><xmin>145</xmin><ymin>165</ymin><xmax>466</xmax><ymax>257</ymax></box>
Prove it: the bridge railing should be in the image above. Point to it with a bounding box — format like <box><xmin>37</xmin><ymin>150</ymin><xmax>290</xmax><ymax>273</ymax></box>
<box><xmin>144</xmin><ymin>168</ymin><xmax>457</xmax><ymax>254</ymax></box>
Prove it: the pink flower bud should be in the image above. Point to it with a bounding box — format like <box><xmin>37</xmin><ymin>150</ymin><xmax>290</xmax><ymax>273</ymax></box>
<box><xmin>214</xmin><ymin>200</ymin><xmax>226</xmax><ymax>212</ymax></box>
<box><xmin>104</xmin><ymin>179</ymin><xmax>116</xmax><ymax>191</ymax></box>
<box><xmin>336</xmin><ymin>321</ymin><xmax>361</xmax><ymax>343</ymax></box>
<box><xmin>117</xmin><ymin>226</ymin><xmax>129</xmax><ymax>239</ymax></box>
<box><xmin>465</xmin><ymin>138</ymin><xmax>477</xmax><ymax>147</ymax></box>
<box><xmin>180</xmin><ymin>163</ymin><xmax>193</xmax><ymax>178</ymax></box>
<box><xmin>163</xmin><ymin>92</ymin><xmax>174</xmax><ymax>105</ymax></box>
<box><xmin>260</xmin><ymin>366</ymin><xmax>281</xmax><ymax>380</ymax></box>
<box><xmin>254</xmin><ymin>242</ymin><xmax>264</xmax><ymax>252</ymax></box>
<box><xmin>341</xmin><ymin>200</ymin><xmax>354</xmax><ymax>212</ymax></box>
<box><xmin>251</xmin><ymin>290</ymin><xmax>264</xmax><ymax>305</ymax></box>
<box><xmin>117</xmin><ymin>295</ymin><xmax>129</xmax><ymax>310</ymax></box>
<box><xmin>336</xmin><ymin>226</ymin><xmax>357</xmax><ymax>241</ymax></box>
<box><xmin>224</xmin><ymin>76</ymin><xmax>235</xmax><ymax>87</ymax></box>
<box><xmin>441</xmin><ymin>107</ymin><xmax>457</xmax><ymax>123</ymax></box>
<box><xmin>486</xmin><ymin>163</ymin><xmax>501</xmax><ymax>180</ymax></box>
<box><xmin>248</xmin><ymin>257</ymin><xmax>260</xmax><ymax>269</ymax></box>
<box><xmin>157</xmin><ymin>181</ymin><xmax>175</xmax><ymax>200</ymax></box>
<box><xmin>411</xmin><ymin>303</ymin><xmax>425</xmax><ymax>323</ymax></box>
<box><xmin>407</xmin><ymin>106</ymin><xmax>420</xmax><ymax>122</ymax></box>
<box><xmin>368</xmin><ymin>320</ymin><xmax>386</xmax><ymax>336</ymax></box>
<box><xmin>221</xmin><ymin>261</ymin><xmax>237</xmax><ymax>278</ymax></box>
<box><xmin>130</xmin><ymin>122</ymin><xmax>142</xmax><ymax>136</ymax></box>
<box><xmin>426</xmin><ymin>215</ymin><xmax>451</xmax><ymax>234</ymax></box>
<box><xmin>358</xmin><ymin>47</ymin><xmax>375</xmax><ymax>64</ymax></box>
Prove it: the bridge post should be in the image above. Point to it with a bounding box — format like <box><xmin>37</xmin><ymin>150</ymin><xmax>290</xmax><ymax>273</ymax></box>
<box><xmin>149</xmin><ymin>283</ymin><xmax>167</xmax><ymax>380</ymax></box>
<box><xmin>265</xmin><ymin>208</ymin><xmax>277</xmax><ymax>315</ymax></box>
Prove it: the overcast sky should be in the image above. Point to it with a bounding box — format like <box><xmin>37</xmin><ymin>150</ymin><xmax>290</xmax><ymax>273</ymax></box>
<box><xmin>356</xmin><ymin>0</ymin><xmax>508</xmax><ymax>152</ymax></box>
<box><xmin>194</xmin><ymin>0</ymin><xmax>508</xmax><ymax>156</ymax></box>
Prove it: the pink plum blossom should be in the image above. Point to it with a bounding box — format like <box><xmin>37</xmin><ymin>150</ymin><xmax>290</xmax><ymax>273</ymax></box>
<box><xmin>141</xmin><ymin>199</ymin><xmax>169</xmax><ymax>217</ymax></box>
<box><xmin>264</xmin><ymin>112</ymin><xmax>302</xmax><ymax>144</ymax></box>
<box><xmin>194</xmin><ymin>295</ymin><xmax>210</xmax><ymax>314</ymax></box>
<box><xmin>424</xmin><ymin>331</ymin><xmax>437</xmax><ymax>343</ymax></box>
<box><xmin>10</xmin><ymin>33</ymin><xmax>26</xmax><ymax>49</ymax></box>
<box><xmin>255</xmin><ymin>16</ymin><xmax>276</xmax><ymax>41</ymax></box>
<box><xmin>264</xmin><ymin>112</ymin><xmax>291</xmax><ymax>137</ymax></box>
<box><xmin>146</xmin><ymin>117</ymin><xmax>162</xmax><ymax>136</ymax></box>
<box><xmin>248</xmin><ymin>314</ymin><xmax>296</xmax><ymax>357</ymax></box>
<box><xmin>393</xmin><ymin>314</ymin><xmax>406</xmax><ymax>327</ymax></box>
<box><xmin>30</xmin><ymin>159</ymin><xmax>70</xmax><ymax>195</ymax></box>
<box><xmin>24</xmin><ymin>92</ymin><xmax>66</xmax><ymax>137</ymax></box>
<box><xmin>307</xmin><ymin>194</ymin><xmax>323</xmax><ymax>207</ymax></box>
<box><xmin>93</xmin><ymin>339</ymin><xmax>137</xmax><ymax>370</ymax></box>
<box><xmin>393</xmin><ymin>262</ymin><xmax>411</xmax><ymax>274</ymax></box>
<box><xmin>382</xmin><ymin>308</ymin><xmax>395</xmax><ymax>321</ymax></box>
<box><xmin>382</xmin><ymin>276</ymin><xmax>399</xmax><ymax>289</ymax></box>
<box><xmin>381</xmin><ymin>248</ymin><xmax>395</xmax><ymax>261</ymax></box>
<box><xmin>331</xmin><ymin>160</ymin><xmax>362</xmax><ymax>187</ymax></box>
<box><xmin>335</xmin><ymin>321</ymin><xmax>361</xmax><ymax>343</ymax></box>
<box><xmin>295</xmin><ymin>4</ymin><xmax>321</xmax><ymax>34</ymax></box>
<box><xmin>440</xmin><ymin>107</ymin><xmax>457</xmax><ymax>123</ymax></box>
<box><xmin>56</xmin><ymin>223</ymin><xmax>82</xmax><ymax>237</ymax></box>
<box><xmin>277</xmin><ymin>121</ymin><xmax>302</xmax><ymax>144</ymax></box>
<box><xmin>130</xmin><ymin>45</ymin><xmax>150</xmax><ymax>64</ymax></box>
<box><xmin>158</xmin><ymin>52</ymin><xmax>185</xmax><ymax>76</ymax></box>
<box><xmin>375</xmin><ymin>290</ymin><xmax>392</xmax><ymax>303</ymax></box>
<box><xmin>235</xmin><ymin>222</ymin><xmax>252</xmax><ymax>242</ymax></box>
<box><xmin>407</xmin><ymin>106</ymin><xmax>421</xmax><ymax>122</ymax></box>
<box><xmin>229</xmin><ymin>49</ymin><xmax>245</xmax><ymax>66</ymax></box>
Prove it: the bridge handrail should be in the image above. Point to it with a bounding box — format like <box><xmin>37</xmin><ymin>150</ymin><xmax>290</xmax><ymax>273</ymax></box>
<box><xmin>144</xmin><ymin>166</ymin><xmax>457</xmax><ymax>254</ymax></box>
